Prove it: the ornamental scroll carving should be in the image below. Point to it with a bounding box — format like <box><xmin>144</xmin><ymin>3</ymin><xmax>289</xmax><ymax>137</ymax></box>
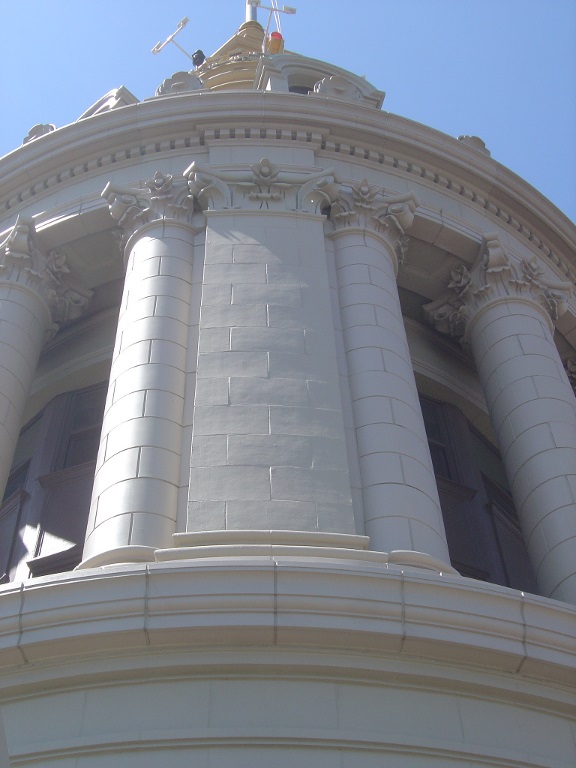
<box><xmin>184</xmin><ymin>158</ymin><xmax>340</xmax><ymax>214</ymax></box>
<box><xmin>425</xmin><ymin>233</ymin><xmax>573</xmax><ymax>341</ymax></box>
<box><xmin>155</xmin><ymin>71</ymin><xmax>204</xmax><ymax>97</ymax></box>
<box><xmin>0</xmin><ymin>217</ymin><xmax>92</xmax><ymax>337</ymax></box>
<box><xmin>102</xmin><ymin>171</ymin><xmax>196</xmax><ymax>247</ymax></box>
<box><xmin>329</xmin><ymin>179</ymin><xmax>418</xmax><ymax>266</ymax></box>
<box><xmin>313</xmin><ymin>75</ymin><xmax>363</xmax><ymax>103</ymax></box>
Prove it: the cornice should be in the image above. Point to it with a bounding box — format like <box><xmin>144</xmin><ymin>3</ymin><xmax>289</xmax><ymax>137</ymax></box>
<box><xmin>0</xmin><ymin>92</ymin><xmax>574</xmax><ymax>284</ymax></box>
<box><xmin>0</xmin><ymin>558</ymin><xmax>574</xmax><ymax>687</ymax></box>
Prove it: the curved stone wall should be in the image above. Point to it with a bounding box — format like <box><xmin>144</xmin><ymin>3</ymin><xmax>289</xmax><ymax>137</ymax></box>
<box><xmin>0</xmin><ymin>560</ymin><xmax>574</xmax><ymax>766</ymax></box>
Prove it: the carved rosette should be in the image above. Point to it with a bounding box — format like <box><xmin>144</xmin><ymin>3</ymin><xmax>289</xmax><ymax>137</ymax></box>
<box><xmin>425</xmin><ymin>234</ymin><xmax>573</xmax><ymax>341</ymax></box>
<box><xmin>184</xmin><ymin>158</ymin><xmax>340</xmax><ymax>214</ymax></box>
<box><xmin>0</xmin><ymin>217</ymin><xmax>92</xmax><ymax>339</ymax></box>
<box><xmin>329</xmin><ymin>180</ymin><xmax>418</xmax><ymax>268</ymax></box>
<box><xmin>102</xmin><ymin>171</ymin><xmax>196</xmax><ymax>247</ymax></box>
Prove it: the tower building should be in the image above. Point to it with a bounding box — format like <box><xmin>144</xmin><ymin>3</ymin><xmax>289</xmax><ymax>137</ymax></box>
<box><xmin>0</xmin><ymin>8</ymin><xmax>575</xmax><ymax>767</ymax></box>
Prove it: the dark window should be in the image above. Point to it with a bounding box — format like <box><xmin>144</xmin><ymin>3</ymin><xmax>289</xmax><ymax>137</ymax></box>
<box><xmin>288</xmin><ymin>85</ymin><xmax>312</xmax><ymax>94</ymax></box>
<box><xmin>60</xmin><ymin>385</ymin><xmax>108</xmax><ymax>469</ymax></box>
<box><xmin>2</xmin><ymin>416</ymin><xmax>42</xmax><ymax>503</ymax></box>
<box><xmin>0</xmin><ymin>383</ymin><xmax>107</xmax><ymax>581</ymax></box>
<box><xmin>420</xmin><ymin>398</ymin><xmax>452</xmax><ymax>479</ymax></box>
<box><xmin>420</xmin><ymin>396</ymin><xmax>537</xmax><ymax>594</ymax></box>
<box><xmin>3</xmin><ymin>461</ymin><xmax>30</xmax><ymax>502</ymax></box>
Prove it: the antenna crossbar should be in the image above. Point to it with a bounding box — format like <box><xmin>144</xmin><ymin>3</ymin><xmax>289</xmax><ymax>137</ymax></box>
<box><xmin>151</xmin><ymin>17</ymin><xmax>194</xmax><ymax>62</ymax></box>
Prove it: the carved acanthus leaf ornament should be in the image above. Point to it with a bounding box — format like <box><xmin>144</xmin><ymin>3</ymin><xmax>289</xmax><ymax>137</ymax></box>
<box><xmin>102</xmin><ymin>171</ymin><xmax>196</xmax><ymax>246</ymax></box>
<box><xmin>329</xmin><ymin>180</ymin><xmax>418</xmax><ymax>265</ymax></box>
<box><xmin>426</xmin><ymin>234</ymin><xmax>573</xmax><ymax>341</ymax></box>
<box><xmin>185</xmin><ymin>158</ymin><xmax>340</xmax><ymax>213</ymax></box>
<box><xmin>0</xmin><ymin>217</ymin><xmax>92</xmax><ymax>337</ymax></box>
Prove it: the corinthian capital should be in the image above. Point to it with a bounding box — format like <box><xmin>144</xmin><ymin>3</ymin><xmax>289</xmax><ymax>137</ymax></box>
<box><xmin>102</xmin><ymin>171</ymin><xmax>195</xmax><ymax>244</ymax></box>
<box><xmin>330</xmin><ymin>180</ymin><xmax>418</xmax><ymax>263</ymax></box>
<box><xmin>0</xmin><ymin>217</ymin><xmax>92</xmax><ymax>337</ymax></box>
<box><xmin>184</xmin><ymin>159</ymin><xmax>340</xmax><ymax>214</ymax></box>
<box><xmin>425</xmin><ymin>233</ymin><xmax>573</xmax><ymax>340</ymax></box>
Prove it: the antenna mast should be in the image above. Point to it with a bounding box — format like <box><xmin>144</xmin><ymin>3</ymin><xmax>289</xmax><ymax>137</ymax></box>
<box><xmin>246</xmin><ymin>1</ymin><xmax>258</xmax><ymax>21</ymax></box>
<box><xmin>246</xmin><ymin>1</ymin><xmax>297</xmax><ymax>43</ymax></box>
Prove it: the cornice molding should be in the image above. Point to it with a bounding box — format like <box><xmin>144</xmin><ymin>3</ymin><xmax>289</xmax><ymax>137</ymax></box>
<box><xmin>0</xmin><ymin>95</ymin><xmax>574</xmax><ymax>284</ymax></box>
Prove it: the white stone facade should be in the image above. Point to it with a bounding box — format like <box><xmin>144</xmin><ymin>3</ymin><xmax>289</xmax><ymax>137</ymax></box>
<box><xmin>0</xmin><ymin>19</ymin><xmax>574</xmax><ymax>768</ymax></box>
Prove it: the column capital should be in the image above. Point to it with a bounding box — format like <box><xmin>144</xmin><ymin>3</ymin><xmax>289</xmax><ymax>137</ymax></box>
<box><xmin>329</xmin><ymin>180</ymin><xmax>418</xmax><ymax>265</ymax></box>
<box><xmin>0</xmin><ymin>217</ymin><xmax>92</xmax><ymax>338</ymax></box>
<box><xmin>102</xmin><ymin>171</ymin><xmax>196</xmax><ymax>245</ymax></box>
<box><xmin>184</xmin><ymin>158</ymin><xmax>340</xmax><ymax>214</ymax></box>
<box><xmin>426</xmin><ymin>233</ymin><xmax>573</xmax><ymax>340</ymax></box>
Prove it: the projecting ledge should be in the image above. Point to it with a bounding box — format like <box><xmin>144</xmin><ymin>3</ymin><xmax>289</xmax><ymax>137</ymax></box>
<box><xmin>172</xmin><ymin>530</ymin><xmax>370</xmax><ymax>549</ymax></box>
<box><xmin>77</xmin><ymin>533</ymin><xmax>458</xmax><ymax>576</ymax></box>
<box><xmin>157</xmin><ymin>530</ymin><xmax>459</xmax><ymax>575</ymax></box>
<box><xmin>0</xmin><ymin>559</ymin><xmax>574</xmax><ymax>688</ymax></box>
<box><xmin>78</xmin><ymin>545</ymin><xmax>157</xmax><ymax>570</ymax></box>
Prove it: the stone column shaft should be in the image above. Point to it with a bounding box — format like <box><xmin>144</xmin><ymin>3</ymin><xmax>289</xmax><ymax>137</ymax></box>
<box><xmin>468</xmin><ymin>298</ymin><xmax>576</xmax><ymax>602</ymax></box>
<box><xmin>0</xmin><ymin>283</ymin><xmax>50</xmax><ymax>499</ymax></box>
<box><xmin>81</xmin><ymin>174</ymin><xmax>197</xmax><ymax>567</ymax></box>
<box><xmin>0</xmin><ymin>218</ymin><xmax>88</xmax><ymax>501</ymax></box>
<box><xmin>330</xmin><ymin>185</ymin><xmax>451</xmax><ymax>566</ymax></box>
<box><xmin>428</xmin><ymin>234</ymin><xmax>576</xmax><ymax>603</ymax></box>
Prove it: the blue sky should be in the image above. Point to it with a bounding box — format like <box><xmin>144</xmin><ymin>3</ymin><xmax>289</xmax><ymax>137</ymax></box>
<box><xmin>1</xmin><ymin>0</ymin><xmax>575</xmax><ymax>223</ymax></box>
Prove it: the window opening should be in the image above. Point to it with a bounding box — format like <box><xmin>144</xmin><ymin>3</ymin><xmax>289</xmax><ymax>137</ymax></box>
<box><xmin>2</xmin><ymin>416</ymin><xmax>42</xmax><ymax>502</ymax></box>
<box><xmin>419</xmin><ymin>394</ymin><xmax>536</xmax><ymax>593</ymax></box>
<box><xmin>419</xmin><ymin>397</ymin><xmax>452</xmax><ymax>479</ymax></box>
<box><xmin>61</xmin><ymin>384</ymin><xmax>107</xmax><ymax>469</ymax></box>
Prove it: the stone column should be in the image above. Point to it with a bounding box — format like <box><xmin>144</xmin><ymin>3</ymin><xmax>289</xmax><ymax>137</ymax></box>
<box><xmin>428</xmin><ymin>234</ymin><xmax>576</xmax><ymax>603</ymax></box>
<box><xmin>328</xmin><ymin>182</ymin><xmax>452</xmax><ymax>568</ymax></box>
<box><xmin>0</xmin><ymin>218</ymin><xmax>89</xmax><ymax>501</ymax></box>
<box><xmin>181</xmin><ymin>159</ymin><xmax>356</xmax><ymax>541</ymax></box>
<box><xmin>80</xmin><ymin>172</ymin><xmax>198</xmax><ymax>568</ymax></box>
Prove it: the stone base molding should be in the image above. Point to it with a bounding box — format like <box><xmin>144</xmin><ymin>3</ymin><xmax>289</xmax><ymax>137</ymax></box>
<box><xmin>157</xmin><ymin>529</ymin><xmax>458</xmax><ymax>574</ymax></box>
<box><xmin>0</xmin><ymin>560</ymin><xmax>574</xmax><ymax>767</ymax></box>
